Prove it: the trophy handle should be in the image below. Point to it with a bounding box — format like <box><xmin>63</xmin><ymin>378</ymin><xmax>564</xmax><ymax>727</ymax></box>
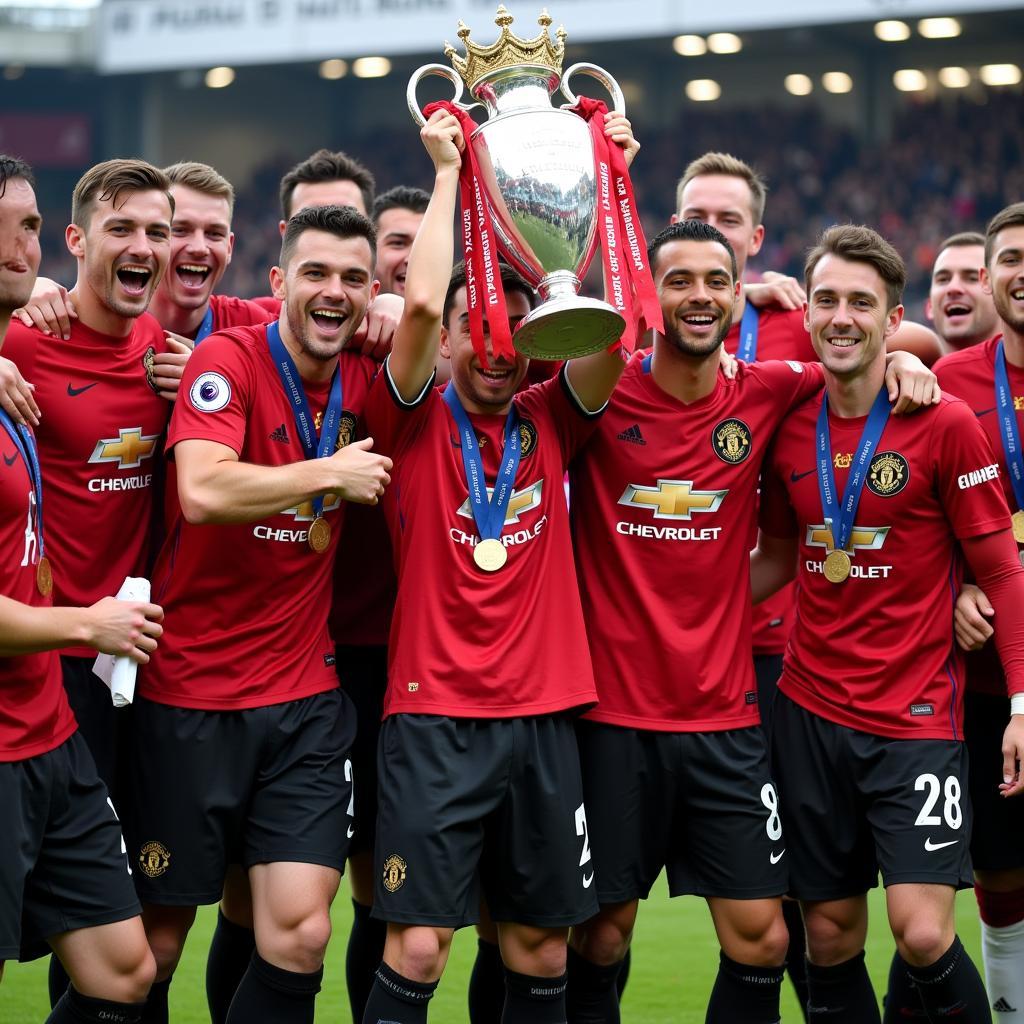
<box><xmin>559</xmin><ymin>62</ymin><xmax>626</xmax><ymax>114</ymax></box>
<box><xmin>407</xmin><ymin>63</ymin><xmax>481</xmax><ymax>127</ymax></box>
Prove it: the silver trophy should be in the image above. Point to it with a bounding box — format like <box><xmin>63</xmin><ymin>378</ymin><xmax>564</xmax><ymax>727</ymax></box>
<box><xmin>408</xmin><ymin>6</ymin><xmax>627</xmax><ymax>359</ymax></box>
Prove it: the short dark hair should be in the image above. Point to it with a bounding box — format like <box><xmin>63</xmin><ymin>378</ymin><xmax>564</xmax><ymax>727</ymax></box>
<box><xmin>443</xmin><ymin>262</ymin><xmax>535</xmax><ymax>327</ymax></box>
<box><xmin>279</xmin><ymin>204</ymin><xmax>377</xmax><ymax>269</ymax></box>
<box><xmin>0</xmin><ymin>154</ymin><xmax>35</xmax><ymax>197</ymax></box>
<box><xmin>647</xmin><ymin>220</ymin><xmax>738</xmax><ymax>281</ymax></box>
<box><xmin>937</xmin><ymin>231</ymin><xmax>985</xmax><ymax>256</ymax></box>
<box><xmin>279</xmin><ymin>149</ymin><xmax>375</xmax><ymax>220</ymax></box>
<box><xmin>805</xmin><ymin>224</ymin><xmax>906</xmax><ymax>310</ymax></box>
<box><xmin>372</xmin><ymin>185</ymin><xmax>430</xmax><ymax>225</ymax></box>
<box><xmin>71</xmin><ymin>158</ymin><xmax>173</xmax><ymax>229</ymax></box>
<box><xmin>985</xmin><ymin>203</ymin><xmax>1024</xmax><ymax>268</ymax></box>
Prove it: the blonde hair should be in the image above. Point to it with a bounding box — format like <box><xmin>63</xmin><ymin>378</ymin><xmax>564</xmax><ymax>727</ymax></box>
<box><xmin>675</xmin><ymin>151</ymin><xmax>767</xmax><ymax>225</ymax></box>
<box><xmin>164</xmin><ymin>161</ymin><xmax>235</xmax><ymax>217</ymax></box>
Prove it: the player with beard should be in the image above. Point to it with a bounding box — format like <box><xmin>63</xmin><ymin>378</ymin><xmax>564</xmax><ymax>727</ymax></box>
<box><xmin>926</xmin><ymin>232</ymin><xmax>1000</xmax><ymax>356</ymax></box>
<box><xmin>929</xmin><ymin>204</ymin><xmax>1024</xmax><ymax>1023</ymax></box>
<box><xmin>122</xmin><ymin>204</ymin><xmax>391</xmax><ymax>1024</ymax></box>
<box><xmin>564</xmin><ymin>220</ymin><xmax>934</xmax><ymax>1024</ymax></box>
<box><xmin>755</xmin><ymin>224</ymin><xmax>1024</xmax><ymax>1023</ymax></box>
<box><xmin>0</xmin><ymin>154</ymin><xmax>168</xmax><ymax>1024</ymax></box>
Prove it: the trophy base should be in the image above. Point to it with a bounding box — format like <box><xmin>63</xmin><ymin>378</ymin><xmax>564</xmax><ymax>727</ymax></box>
<box><xmin>513</xmin><ymin>297</ymin><xmax>626</xmax><ymax>360</ymax></box>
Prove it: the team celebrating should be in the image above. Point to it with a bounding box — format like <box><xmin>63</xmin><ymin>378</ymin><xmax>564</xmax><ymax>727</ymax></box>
<box><xmin>1</xmin><ymin>80</ymin><xmax>1023</xmax><ymax>1024</ymax></box>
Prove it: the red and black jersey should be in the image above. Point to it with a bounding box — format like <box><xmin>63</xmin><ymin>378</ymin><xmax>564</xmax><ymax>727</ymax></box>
<box><xmin>761</xmin><ymin>392</ymin><xmax>1010</xmax><ymax>740</ymax></box>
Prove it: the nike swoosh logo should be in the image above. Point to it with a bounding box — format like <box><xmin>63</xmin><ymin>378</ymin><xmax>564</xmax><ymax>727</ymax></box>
<box><xmin>790</xmin><ymin>469</ymin><xmax>815</xmax><ymax>483</ymax></box>
<box><xmin>582</xmin><ymin>872</ymin><xmax>594</xmax><ymax>889</ymax></box>
<box><xmin>3</xmin><ymin>452</ymin><xmax>16</xmax><ymax>466</ymax></box>
<box><xmin>975</xmin><ymin>407</ymin><xmax>996</xmax><ymax>418</ymax></box>
<box><xmin>924</xmin><ymin>837</ymin><xmax>958</xmax><ymax>851</ymax></box>
<box><xmin>347</xmin><ymin>825</ymin><xmax>355</xmax><ymax>839</ymax></box>
<box><xmin>770</xmin><ymin>849</ymin><xmax>786</xmax><ymax>864</ymax></box>
<box><xmin>67</xmin><ymin>382</ymin><xmax>98</xmax><ymax>397</ymax></box>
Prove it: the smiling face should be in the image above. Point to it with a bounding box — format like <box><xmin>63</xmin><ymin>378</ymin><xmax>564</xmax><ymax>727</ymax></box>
<box><xmin>68</xmin><ymin>188</ymin><xmax>172</xmax><ymax>320</ymax></box>
<box><xmin>984</xmin><ymin>224</ymin><xmax>1024</xmax><ymax>336</ymax></box>
<box><xmin>270</xmin><ymin>228</ymin><xmax>378</xmax><ymax>367</ymax></box>
<box><xmin>374</xmin><ymin>207</ymin><xmax>424</xmax><ymax>296</ymax></box>
<box><xmin>927</xmin><ymin>243</ymin><xmax>997</xmax><ymax>349</ymax></box>
<box><xmin>441</xmin><ymin>286</ymin><xmax>531</xmax><ymax>413</ymax></box>
<box><xmin>806</xmin><ymin>254</ymin><xmax>902</xmax><ymax>380</ymax></box>
<box><xmin>0</xmin><ymin>175</ymin><xmax>41</xmax><ymax>316</ymax></box>
<box><xmin>675</xmin><ymin>173</ymin><xmax>764</xmax><ymax>277</ymax></box>
<box><xmin>654</xmin><ymin>238</ymin><xmax>739</xmax><ymax>357</ymax></box>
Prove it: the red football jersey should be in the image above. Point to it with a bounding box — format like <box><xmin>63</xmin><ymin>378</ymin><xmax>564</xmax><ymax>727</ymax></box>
<box><xmin>140</xmin><ymin>323</ymin><xmax>376</xmax><ymax>710</ymax></box>
<box><xmin>364</xmin><ymin>364</ymin><xmax>599</xmax><ymax>719</ymax></box>
<box><xmin>761</xmin><ymin>392</ymin><xmax>1011</xmax><ymax>740</ymax></box>
<box><xmin>571</xmin><ymin>354</ymin><xmax>824</xmax><ymax>731</ymax></box>
<box><xmin>209</xmin><ymin>293</ymin><xmax>274</xmax><ymax>332</ymax></box>
<box><xmin>725</xmin><ymin>304</ymin><xmax>817</xmax><ymax>656</ymax></box>
<box><xmin>2</xmin><ymin>317</ymin><xmax>170</xmax><ymax>656</ymax></box>
<box><xmin>0</xmin><ymin>416</ymin><xmax>76</xmax><ymax>761</ymax></box>
<box><xmin>934</xmin><ymin>334</ymin><xmax>1024</xmax><ymax>696</ymax></box>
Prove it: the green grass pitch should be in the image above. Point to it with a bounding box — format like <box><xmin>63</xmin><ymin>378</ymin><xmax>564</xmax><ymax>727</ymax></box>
<box><xmin>2</xmin><ymin>875</ymin><xmax>983</xmax><ymax>1022</ymax></box>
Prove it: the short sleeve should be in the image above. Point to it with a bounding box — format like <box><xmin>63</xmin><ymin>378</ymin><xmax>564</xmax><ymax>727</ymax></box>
<box><xmin>749</xmin><ymin>360</ymin><xmax>825</xmax><ymax>412</ymax></box>
<box><xmin>362</xmin><ymin>356</ymin><xmax>436</xmax><ymax>458</ymax></box>
<box><xmin>520</xmin><ymin>364</ymin><xmax>605</xmax><ymax>465</ymax></box>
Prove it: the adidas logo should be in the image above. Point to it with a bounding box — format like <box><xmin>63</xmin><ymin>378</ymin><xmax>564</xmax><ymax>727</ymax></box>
<box><xmin>617</xmin><ymin>424</ymin><xmax>646</xmax><ymax>445</ymax></box>
<box><xmin>269</xmin><ymin>423</ymin><xmax>290</xmax><ymax>444</ymax></box>
<box><xmin>994</xmin><ymin>997</ymin><xmax>1018</xmax><ymax>1012</ymax></box>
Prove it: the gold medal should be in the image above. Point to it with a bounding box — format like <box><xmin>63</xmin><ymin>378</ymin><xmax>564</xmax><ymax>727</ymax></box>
<box><xmin>1012</xmin><ymin>509</ymin><xmax>1024</xmax><ymax>545</ymax></box>
<box><xmin>308</xmin><ymin>517</ymin><xmax>331</xmax><ymax>554</ymax></box>
<box><xmin>823</xmin><ymin>548</ymin><xmax>852</xmax><ymax>584</ymax></box>
<box><xmin>36</xmin><ymin>556</ymin><xmax>52</xmax><ymax>598</ymax></box>
<box><xmin>473</xmin><ymin>538</ymin><xmax>507</xmax><ymax>572</ymax></box>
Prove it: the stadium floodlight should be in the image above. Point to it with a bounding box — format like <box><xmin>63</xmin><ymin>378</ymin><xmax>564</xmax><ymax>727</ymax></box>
<box><xmin>204</xmin><ymin>66</ymin><xmax>235</xmax><ymax>89</ymax></box>
<box><xmin>822</xmin><ymin>72</ymin><xmax>854</xmax><ymax>93</ymax></box>
<box><xmin>672</xmin><ymin>35</ymin><xmax>707</xmax><ymax>57</ymax></box>
<box><xmin>938</xmin><ymin>66</ymin><xmax>971</xmax><ymax>89</ymax></box>
<box><xmin>875</xmin><ymin>20</ymin><xmax>911</xmax><ymax>42</ymax></box>
<box><xmin>685</xmin><ymin>79</ymin><xmax>721</xmax><ymax>101</ymax></box>
<box><xmin>319</xmin><ymin>59</ymin><xmax>348</xmax><ymax>80</ymax></box>
<box><xmin>707</xmin><ymin>33</ymin><xmax>742</xmax><ymax>54</ymax></box>
<box><xmin>917</xmin><ymin>17</ymin><xmax>961</xmax><ymax>39</ymax></box>
<box><xmin>353</xmin><ymin>57</ymin><xmax>392</xmax><ymax>78</ymax></box>
<box><xmin>784</xmin><ymin>74</ymin><xmax>813</xmax><ymax>96</ymax></box>
<box><xmin>980</xmin><ymin>63</ymin><xmax>1022</xmax><ymax>86</ymax></box>
<box><xmin>893</xmin><ymin>68</ymin><xmax>928</xmax><ymax>91</ymax></box>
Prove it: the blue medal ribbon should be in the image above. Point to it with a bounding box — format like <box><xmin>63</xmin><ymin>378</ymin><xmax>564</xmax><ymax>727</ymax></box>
<box><xmin>995</xmin><ymin>340</ymin><xmax>1024</xmax><ymax>515</ymax></box>
<box><xmin>442</xmin><ymin>383</ymin><xmax>521</xmax><ymax>545</ymax></box>
<box><xmin>266</xmin><ymin>320</ymin><xmax>343</xmax><ymax>520</ymax></box>
<box><xmin>192</xmin><ymin>306</ymin><xmax>215</xmax><ymax>346</ymax></box>
<box><xmin>0</xmin><ymin>409</ymin><xmax>46</xmax><ymax>558</ymax></box>
<box><xmin>737</xmin><ymin>302</ymin><xmax>760</xmax><ymax>363</ymax></box>
<box><xmin>816</xmin><ymin>388</ymin><xmax>891</xmax><ymax>554</ymax></box>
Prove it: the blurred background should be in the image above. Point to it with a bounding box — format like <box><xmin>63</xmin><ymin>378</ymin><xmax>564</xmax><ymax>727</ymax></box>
<box><xmin>1</xmin><ymin>0</ymin><xmax>1021</xmax><ymax>317</ymax></box>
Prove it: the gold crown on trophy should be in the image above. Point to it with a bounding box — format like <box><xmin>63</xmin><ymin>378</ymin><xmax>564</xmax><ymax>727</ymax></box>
<box><xmin>444</xmin><ymin>6</ymin><xmax>567</xmax><ymax>89</ymax></box>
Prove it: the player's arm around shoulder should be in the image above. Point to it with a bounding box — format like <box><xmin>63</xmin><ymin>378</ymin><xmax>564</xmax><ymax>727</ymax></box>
<box><xmin>388</xmin><ymin>110</ymin><xmax>464</xmax><ymax>403</ymax></box>
<box><xmin>750</xmin><ymin>442</ymin><xmax>800</xmax><ymax>601</ymax></box>
<box><xmin>886</xmin><ymin>319</ymin><xmax>944</xmax><ymax>368</ymax></box>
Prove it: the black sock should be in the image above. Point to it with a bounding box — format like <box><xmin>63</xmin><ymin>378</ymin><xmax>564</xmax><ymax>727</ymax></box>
<box><xmin>469</xmin><ymin>938</ymin><xmax>506</xmax><ymax>1024</ymax></box>
<box><xmin>882</xmin><ymin>949</ymin><xmax>927</xmax><ymax>1021</ymax></box>
<box><xmin>902</xmin><ymin>936</ymin><xmax>992</xmax><ymax>1023</ymax></box>
<box><xmin>347</xmin><ymin>900</ymin><xmax>388</xmax><ymax>1024</ymax></box>
<box><xmin>206</xmin><ymin>910</ymin><xmax>256</xmax><ymax>1024</ymax></box>
<box><xmin>806</xmin><ymin>952</ymin><xmax>881</xmax><ymax>1022</ymax></box>
<box><xmin>706</xmin><ymin>951</ymin><xmax>784</xmax><ymax>1024</ymax></box>
<box><xmin>565</xmin><ymin>945</ymin><xmax>621</xmax><ymax>1024</ymax></box>
<box><xmin>615</xmin><ymin>947</ymin><xmax>630</xmax><ymax>1000</ymax></box>
<box><xmin>362</xmin><ymin>962</ymin><xmax>437</xmax><ymax>1024</ymax></box>
<box><xmin>141</xmin><ymin>978</ymin><xmax>171</xmax><ymax>1024</ymax></box>
<box><xmin>46</xmin><ymin>986</ymin><xmax>145</xmax><ymax>1024</ymax></box>
<box><xmin>502</xmin><ymin>968</ymin><xmax>568</xmax><ymax>1024</ymax></box>
<box><xmin>225</xmin><ymin>951</ymin><xmax>322</xmax><ymax>1024</ymax></box>
<box><xmin>783</xmin><ymin>901</ymin><xmax>811</xmax><ymax>1022</ymax></box>
<box><xmin>48</xmin><ymin>954</ymin><xmax>71</xmax><ymax>1008</ymax></box>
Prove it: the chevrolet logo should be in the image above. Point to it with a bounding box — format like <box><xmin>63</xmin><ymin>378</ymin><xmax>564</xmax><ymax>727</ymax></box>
<box><xmin>457</xmin><ymin>480</ymin><xmax>543</xmax><ymax>525</ymax></box>
<box><xmin>618</xmin><ymin>479</ymin><xmax>727</xmax><ymax>520</ymax></box>
<box><xmin>806</xmin><ymin>521</ymin><xmax>890</xmax><ymax>554</ymax></box>
<box><xmin>88</xmin><ymin>428</ymin><xmax>159</xmax><ymax>469</ymax></box>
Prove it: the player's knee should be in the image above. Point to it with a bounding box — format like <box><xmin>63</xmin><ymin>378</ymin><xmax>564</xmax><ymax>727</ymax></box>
<box><xmin>99</xmin><ymin>941</ymin><xmax>157</xmax><ymax>1003</ymax></box>
<box><xmin>894</xmin><ymin>917</ymin><xmax>952</xmax><ymax>967</ymax></box>
<box><xmin>144</xmin><ymin>917</ymin><xmax>193</xmax><ymax>980</ymax></box>
<box><xmin>280</xmin><ymin>908</ymin><xmax>333</xmax><ymax>970</ymax></box>
<box><xmin>388</xmin><ymin>927</ymin><xmax>449</xmax><ymax>982</ymax></box>
<box><xmin>803</xmin><ymin>909</ymin><xmax>861</xmax><ymax>965</ymax></box>
<box><xmin>756</xmin><ymin>912</ymin><xmax>791</xmax><ymax>965</ymax></box>
<box><xmin>516</xmin><ymin>931</ymin><xmax>569</xmax><ymax>977</ymax></box>
<box><xmin>573</xmin><ymin>914</ymin><xmax>632</xmax><ymax>966</ymax></box>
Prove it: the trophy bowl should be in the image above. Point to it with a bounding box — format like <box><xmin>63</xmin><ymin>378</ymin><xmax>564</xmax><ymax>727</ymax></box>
<box><xmin>408</xmin><ymin>8</ymin><xmax>628</xmax><ymax>359</ymax></box>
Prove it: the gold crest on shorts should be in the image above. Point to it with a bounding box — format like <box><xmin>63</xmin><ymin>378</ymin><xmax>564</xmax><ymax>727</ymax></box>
<box><xmin>867</xmin><ymin>451</ymin><xmax>909</xmax><ymax>497</ymax></box>
<box><xmin>139</xmin><ymin>841</ymin><xmax>170</xmax><ymax>878</ymax></box>
<box><xmin>712</xmin><ymin>418</ymin><xmax>752</xmax><ymax>465</ymax></box>
<box><xmin>382</xmin><ymin>854</ymin><xmax>407</xmax><ymax>893</ymax></box>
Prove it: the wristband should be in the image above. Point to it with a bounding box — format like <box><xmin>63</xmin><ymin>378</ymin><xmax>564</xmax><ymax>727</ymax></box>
<box><xmin>1011</xmin><ymin>693</ymin><xmax>1024</xmax><ymax>717</ymax></box>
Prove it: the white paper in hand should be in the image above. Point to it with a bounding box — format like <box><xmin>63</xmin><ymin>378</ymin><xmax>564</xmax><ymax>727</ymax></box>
<box><xmin>92</xmin><ymin>576</ymin><xmax>151</xmax><ymax>708</ymax></box>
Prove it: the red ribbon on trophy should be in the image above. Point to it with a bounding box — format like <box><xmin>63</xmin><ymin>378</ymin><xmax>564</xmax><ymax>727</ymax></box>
<box><xmin>424</xmin><ymin>100</ymin><xmax>516</xmax><ymax>367</ymax></box>
<box><xmin>569</xmin><ymin>97</ymin><xmax>664</xmax><ymax>352</ymax></box>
